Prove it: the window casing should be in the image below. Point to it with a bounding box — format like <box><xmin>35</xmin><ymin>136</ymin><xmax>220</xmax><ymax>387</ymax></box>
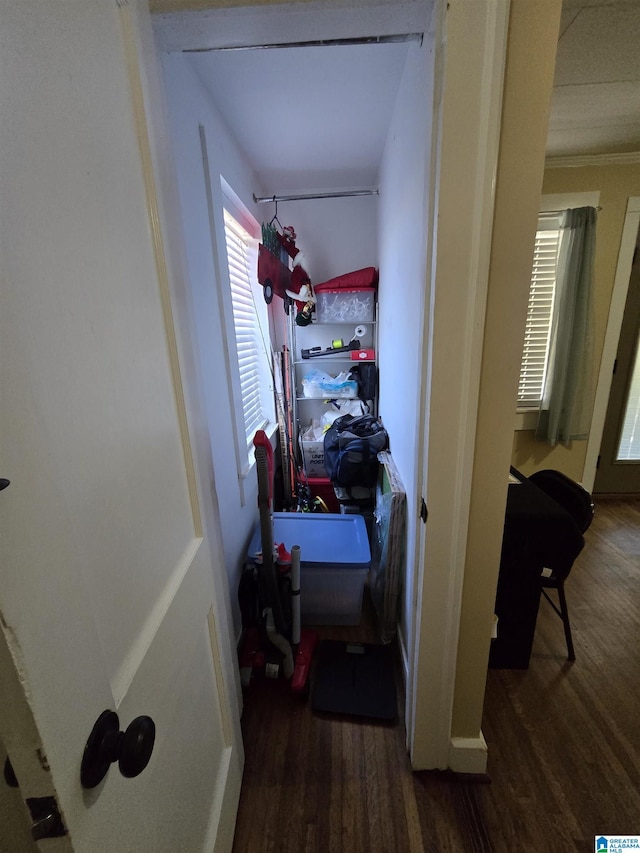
<box><xmin>223</xmin><ymin>207</ymin><xmax>275</xmax><ymax>463</ymax></box>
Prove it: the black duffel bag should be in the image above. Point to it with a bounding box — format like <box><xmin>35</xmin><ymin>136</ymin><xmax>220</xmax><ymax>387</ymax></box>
<box><xmin>323</xmin><ymin>414</ymin><xmax>388</xmax><ymax>488</ymax></box>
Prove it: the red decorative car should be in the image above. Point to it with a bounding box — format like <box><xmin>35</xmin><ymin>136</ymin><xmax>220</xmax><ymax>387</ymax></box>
<box><xmin>257</xmin><ymin>244</ymin><xmax>293</xmax><ymax>308</ymax></box>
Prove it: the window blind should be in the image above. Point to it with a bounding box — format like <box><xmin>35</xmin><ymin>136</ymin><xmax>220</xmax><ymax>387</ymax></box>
<box><xmin>517</xmin><ymin>213</ymin><xmax>562</xmax><ymax>407</ymax></box>
<box><xmin>224</xmin><ymin>210</ymin><xmax>268</xmax><ymax>446</ymax></box>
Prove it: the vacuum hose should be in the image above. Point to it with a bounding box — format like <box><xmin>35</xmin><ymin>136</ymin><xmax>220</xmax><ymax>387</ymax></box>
<box><xmin>291</xmin><ymin>545</ymin><xmax>301</xmax><ymax>646</ymax></box>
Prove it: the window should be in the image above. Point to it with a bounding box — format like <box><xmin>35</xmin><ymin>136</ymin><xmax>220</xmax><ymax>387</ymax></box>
<box><xmin>223</xmin><ymin>207</ymin><xmax>274</xmax><ymax>455</ymax></box>
<box><xmin>517</xmin><ymin>192</ymin><xmax>600</xmax><ymax>426</ymax></box>
<box><xmin>517</xmin><ymin>212</ymin><xmax>562</xmax><ymax>408</ymax></box>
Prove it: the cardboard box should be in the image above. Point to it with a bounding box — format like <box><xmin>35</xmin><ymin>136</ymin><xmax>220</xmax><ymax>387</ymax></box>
<box><xmin>299</xmin><ymin>433</ymin><xmax>327</xmax><ymax>478</ymax></box>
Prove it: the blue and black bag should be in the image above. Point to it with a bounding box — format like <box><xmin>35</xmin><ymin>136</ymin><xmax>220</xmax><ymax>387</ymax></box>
<box><xmin>323</xmin><ymin>414</ymin><xmax>388</xmax><ymax>488</ymax></box>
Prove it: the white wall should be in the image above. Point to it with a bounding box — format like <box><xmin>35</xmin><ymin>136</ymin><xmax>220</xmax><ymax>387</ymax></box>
<box><xmin>161</xmin><ymin>53</ymin><xmax>267</xmax><ymax>641</ymax></box>
<box><xmin>274</xmin><ymin>196</ymin><xmax>378</xmax><ymax>283</ymax></box>
<box><xmin>377</xmin><ymin>37</ymin><xmax>434</xmax><ymax>662</ymax></box>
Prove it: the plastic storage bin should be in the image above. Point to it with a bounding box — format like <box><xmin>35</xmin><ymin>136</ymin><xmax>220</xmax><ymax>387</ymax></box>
<box><xmin>248</xmin><ymin>513</ymin><xmax>371</xmax><ymax>625</ymax></box>
<box><xmin>315</xmin><ymin>287</ymin><xmax>376</xmax><ymax>323</ymax></box>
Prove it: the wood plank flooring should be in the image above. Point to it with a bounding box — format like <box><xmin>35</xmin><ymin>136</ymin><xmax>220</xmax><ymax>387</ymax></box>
<box><xmin>232</xmin><ymin>499</ymin><xmax>640</xmax><ymax>852</ymax></box>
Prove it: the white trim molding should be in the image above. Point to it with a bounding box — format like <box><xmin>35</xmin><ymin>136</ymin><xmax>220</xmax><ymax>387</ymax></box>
<box><xmin>409</xmin><ymin>0</ymin><xmax>510</xmax><ymax>770</ymax></box>
<box><xmin>448</xmin><ymin>732</ymin><xmax>488</xmax><ymax>775</ymax></box>
<box><xmin>545</xmin><ymin>151</ymin><xmax>640</xmax><ymax>169</ymax></box>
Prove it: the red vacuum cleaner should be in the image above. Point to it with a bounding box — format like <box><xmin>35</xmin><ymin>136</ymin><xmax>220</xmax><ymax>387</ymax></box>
<box><xmin>238</xmin><ymin>430</ymin><xmax>317</xmax><ymax>692</ymax></box>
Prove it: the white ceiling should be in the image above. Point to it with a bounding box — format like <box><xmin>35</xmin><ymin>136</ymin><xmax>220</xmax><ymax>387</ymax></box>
<box><xmin>154</xmin><ymin>0</ymin><xmax>640</xmax><ymax>188</ymax></box>
<box><xmin>548</xmin><ymin>0</ymin><xmax>640</xmax><ymax>157</ymax></box>
<box><xmin>187</xmin><ymin>41</ymin><xmax>412</xmax><ymax>192</ymax></box>
<box><xmin>153</xmin><ymin>1</ymin><xmax>429</xmax><ymax>193</ymax></box>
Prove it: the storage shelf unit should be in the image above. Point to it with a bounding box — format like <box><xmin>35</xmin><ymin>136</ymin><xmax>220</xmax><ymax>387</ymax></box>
<box><xmin>289</xmin><ymin>303</ymin><xmax>378</xmax><ymax>480</ymax></box>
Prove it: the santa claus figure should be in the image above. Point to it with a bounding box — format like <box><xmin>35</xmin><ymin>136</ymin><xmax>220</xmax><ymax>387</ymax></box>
<box><xmin>277</xmin><ymin>226</ymin><xmax>315</xmax><ymax>325</ymax></box>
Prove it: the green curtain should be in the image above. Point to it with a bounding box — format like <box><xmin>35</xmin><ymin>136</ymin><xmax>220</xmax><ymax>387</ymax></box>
<box><xmin>536</xmin><ymin>206</ymin><xmax>596</xmax><ymax>447</ymax></box>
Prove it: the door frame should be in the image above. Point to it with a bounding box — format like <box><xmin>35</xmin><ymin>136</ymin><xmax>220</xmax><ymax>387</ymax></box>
<box><xmin>407</xmin><ymin>0</ymin><xmax>510</xmax><ymax>770</ymax></box>
<box><xmin>583</xmin><ymin>197</ymin><xmax>640</xmax><ymax>492</ymax></box>
<box><xmin>149</xmin><ymin>0</ymin><xmax>510</xmax><ymax>771</ymax></box>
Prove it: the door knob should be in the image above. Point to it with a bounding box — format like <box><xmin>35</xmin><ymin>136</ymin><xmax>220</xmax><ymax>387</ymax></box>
<box><xmin>80</xmin><ymin>710</ymin><xmax>155</xmax><ymax>789</ymax></box>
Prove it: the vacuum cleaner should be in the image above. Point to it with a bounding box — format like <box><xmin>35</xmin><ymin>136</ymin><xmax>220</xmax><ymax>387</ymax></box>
<box><xmin>238</xmin><ymin>430</ymin><xmax>317</xmax><ymax>692</ymax></box>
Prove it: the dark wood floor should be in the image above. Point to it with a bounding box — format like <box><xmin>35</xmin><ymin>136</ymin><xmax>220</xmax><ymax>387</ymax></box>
<box><xmin>232</xmin><ymin>498</ymin><xmax>640</xmax><ymax>852</ymax></box>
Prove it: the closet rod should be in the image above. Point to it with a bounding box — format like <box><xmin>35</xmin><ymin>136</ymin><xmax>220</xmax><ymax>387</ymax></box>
<box><xmin>185</xmin><ymin>33</ymin><xmax>423</xmax><ymax>54</ymax></box>
<box><xmin>254</xmin><ymin>189</ymin><xmax>379</xmax><ymax>204</ymax></box>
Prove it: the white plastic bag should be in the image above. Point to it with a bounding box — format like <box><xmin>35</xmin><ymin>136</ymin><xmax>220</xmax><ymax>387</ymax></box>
<box><xmin>320</xmin><ymin>398</ymin><xmax>367</xmax><ymax>428</ymax></box>
<box><xmin>300</xmin><ymin>420</ymin><xmax>325</xmax><ymax>442</ymax></box>
<box><xmin>301</xmin><ymin>368</ymin><xmax>358</xmax><ymax>399</ymax></box>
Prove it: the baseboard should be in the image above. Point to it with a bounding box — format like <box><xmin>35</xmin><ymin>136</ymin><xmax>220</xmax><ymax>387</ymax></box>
<box><xmin>448</xmin><ymin>732</ymin><xmax>488</xmax><ymax>775</ymax></box>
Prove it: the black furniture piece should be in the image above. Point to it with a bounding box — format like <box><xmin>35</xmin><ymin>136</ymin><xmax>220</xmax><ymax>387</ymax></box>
<box><xmin>528</xmin><ymin>469</ymin><xmax>594</xmax><ymax>661</ymax></box>
<box><xmin>489</xmin><ymin>468</ymin><xmax>589</xmax><ymax>669</ymax></box>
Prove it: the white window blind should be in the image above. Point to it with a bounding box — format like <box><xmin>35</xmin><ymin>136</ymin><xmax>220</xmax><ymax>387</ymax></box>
<box><xmin>517</xmin><ymin>213</ymin><xmax>562</xmax><ymax>407</ymax></box>
<box><xmin>223</xmin><ymin>209</ymin><xmax>270</xmax><ymax>446</ymax></box>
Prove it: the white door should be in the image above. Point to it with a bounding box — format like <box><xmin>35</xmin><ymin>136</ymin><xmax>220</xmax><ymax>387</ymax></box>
<box><xmin>0</xmin><ymin>2</ymin><xmax>242</xmax><ymax>851</ymax></box>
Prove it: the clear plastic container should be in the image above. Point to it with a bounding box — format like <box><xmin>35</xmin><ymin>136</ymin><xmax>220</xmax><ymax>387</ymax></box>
<box><xmin>248</xmin><ymin>513</ymin><xmax>371</xmax><ymax>625</ymax></box>
<box><xmin>315</xmin><ymin>288</ymin><xmax>375</xmax><ymax>323</ymax></box>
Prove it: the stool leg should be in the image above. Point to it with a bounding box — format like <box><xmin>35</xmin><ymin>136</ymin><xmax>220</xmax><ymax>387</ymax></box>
<box><xmin>556</xmin><ymin>580</ymin><xmax>575</xmax><ymax>662</ymax></box>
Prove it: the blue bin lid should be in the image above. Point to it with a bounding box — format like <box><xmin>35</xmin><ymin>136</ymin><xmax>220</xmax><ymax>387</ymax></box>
<box><xmin>248</xmin><ymin>512</ymin><xmax>371</xmax><ymax>569</ymax></box>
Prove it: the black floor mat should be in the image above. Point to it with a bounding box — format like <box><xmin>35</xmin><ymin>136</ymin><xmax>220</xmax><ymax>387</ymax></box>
<box><xmin>310</xmin><ymin>640</ymin><xmax>397</xmax><ymax>721</ymax></box>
